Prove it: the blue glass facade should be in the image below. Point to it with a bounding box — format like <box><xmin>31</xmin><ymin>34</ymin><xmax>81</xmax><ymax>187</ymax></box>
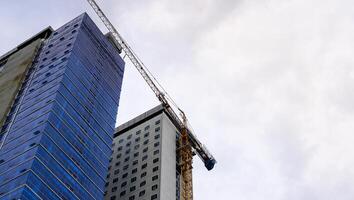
<box><xmin>0</xmin><ymin>13</ymin><xmax>125</xmax><ymax>200</ymax></box>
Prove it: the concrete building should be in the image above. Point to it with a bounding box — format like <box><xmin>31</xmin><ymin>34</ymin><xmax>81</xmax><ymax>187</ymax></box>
<box><xmin>0</xmin><ymin>13</ymin><xmax>125</xmax><ymax>200</ymax></box>
<box><xmin>105</xmin><ymin>105</ymin><xmax>181</xmax><ymax>200</ymax></box>
<box><xmin>0</xmin><ymin>28</ymin><xmax>52</xmax><ymax>131</ymax></box>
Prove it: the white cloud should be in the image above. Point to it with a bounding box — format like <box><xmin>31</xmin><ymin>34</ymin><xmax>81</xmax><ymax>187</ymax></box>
<box><xmin>1</xmin><ymin>0</ymin><xmax>354</xmax><ymax>199</ymax></box>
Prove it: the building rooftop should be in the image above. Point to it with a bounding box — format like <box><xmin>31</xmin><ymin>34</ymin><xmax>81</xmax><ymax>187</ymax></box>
<box><xmin>115</xmin><ymin>104</ymin><xmax>165</xmax><ymax>138</ymax></box>
<box><xmin>0</xmin><ymin>27</ymin><xmax>53</xmax><ymax>62</ymax></box>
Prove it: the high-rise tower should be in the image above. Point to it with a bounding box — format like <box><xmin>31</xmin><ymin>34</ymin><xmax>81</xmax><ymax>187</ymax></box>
<box><xmin>105</xmin><ymin>105</ymin><xmax>181</xmax><ymax>200</ymax></box>
<box><xmin>0</xmin><ymin>13</ymin><xmax>125</xmax><ymax>200</ymax></box>
<box><xmin>0</xmin><ymin>28</ymin><xmax>52</xmax><ymax>134</ymax></box>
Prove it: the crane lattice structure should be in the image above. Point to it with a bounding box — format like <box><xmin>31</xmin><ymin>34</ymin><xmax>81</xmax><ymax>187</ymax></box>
<box><xmin>85</xmin><ymin>1</ymin><xmax>216</xmax><ymax>199</ymax></box>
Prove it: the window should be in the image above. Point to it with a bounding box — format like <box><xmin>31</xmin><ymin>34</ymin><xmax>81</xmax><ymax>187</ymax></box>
<box><xmin>130</xmin><ymin>186</ymin><xmax>136</xmax><ymax>192</ymax></box>
<box><xmin>143</xmin><ymin>140</ymin><xmax>149</xmax><ymax>145</ymax></box>
<box><xmin>126</xmin><ymin>142</ymin><xmax>131</xmax><ymax>147</ymax></box>
<box><xmin>66</xmin><ymin>183</ymin><xmax>74</xmax><ymax>193</ymax></box>
<box><xmin>119</xmin><ymin>139</ymin><xmax>124</xmax><ymax>143</ymax></box>
<box><xmin>134</xmin><ymin>152</ymin><xmax>139</xmax><ymax>157</ymax></box>
<box><xmin>153</xmin><ymin>166</ymin><xmax>159</xmax><ymax>172</ymax></box>
<box><xmin>132</xmin><ymin>168</ymin><xmax>137</xmax><ymax>174</ymax></box>
<box><xmin>141</xmin><ymin>163</ymin><xmax>147</xmax><ymax>169</ymax></box>
<box><xmin>154</xmin><ymin>142</ymin><xmax>160</xmax><ymax>147</ymax></box>
<box><xmin>120</xmin><ymin>191</ymin><xmax>126</xmax><ymax>197</ymax></box>
<box><xmin>123</xmin><ymin>165</ymin><xmax>129</xmax><ymax>170</ymax></box>
<box><xmin>136</xmin><ymin>130</ymin><xmax>141</xmax><ymax>135</ymax></box>
<box><xmin>110</xmin><ymin>196</ymin><xmax>116</xmax><ymax>200</ymax></box>
<box><xmin>139</xmin><ymin>190</ymin><xmax>145</xmax><ymax>197</ymax></box>
<box><xmin>133</xmin><ymin>160</ymin><xmax>138</xmax><ymax>165</ymax></box>
<box><xmin>131</xmin><ymin>177</ymin><xmax>137</xmax><ymax>183</ymax></box>
<box><xmin>0</xmin><ymin>59</ymin><xmax>7</xmax><ymax>72</ymax></box>
<box><xmin>140</xmin><ymin>181</ymin><xmax>146</xmax><ymax>187</ymax></box>
<box><xmin>153</xmin><ymin>158</ymin><xmax>159</xmax><ymax>164</ymax></box>
<box><xmin>115</xmin><ymin>162</ymin><xmax>120</xmax><ymax>167</ymax></box>
<box><xmin>153</xmin><ymin>150</ymin><xmax>159</xmax><ymax>155</ymax></box>
<box><xmin>152</xmin><ymin>184</ymin><xmax>158</xmax><ymax>191</ymax></box>
<box><xmin>141</xmin><ymin>172</ymin><xmax>147</xmax><ymax>178</ymax></box>
<box><xmin>125</xmin><ymin>149</ymin><xmax>130</xmax><ymax>155</ymax></box>
<box><xmin>116</xmin><ymin>153</ymin><xmax>121</xmax><ymax>159</ymax></box>
<box><xmin>124</xmin><ymin>157</ymin><xmax>129</xmax><ymax>162</ymax></box>
<box><xmin>155</xmin><ymin>120</ymin><xmax>160</xmax><ymax>125</ymax></box>
<box><xmin>155</xmin><ymin>127</ymin><xmax>160</xmax><ymax>132</ymax></box>
<box><xmin>121</xmin><ymin>181</ymin><xmax>127</xmax><ymax>187</ymax></box>
<box><xmin>113</xmin><ymin>178</ymin><xmax>118</xmax><ymax>183</ymax></box>
<box><xmin>144</xmin><ymin>132</ymin><xmax>149</xmax><ymax>138</ymax></box>
<box><xmin>144</xmin><ymin>125</ymin><xmax>150</xmax><ymax>130</ymax></box>
<box><xmin>152</xmin><ymin>175</ymin><xmax>158</xmax><ymax>181</ymax></box>
<box><xmin>114</xmin><ymin>169</ymin><xmax>120</xmax><ymax>175</ymax></box>
<box><xmin>112</xmin><ymin>187</ymin><xmax>117</xmax><ymax>192</ymax></box>
<box><xmin>129</xmin><ymin>196</ymin><xmax>135</xmax><ymax>200</ymax></box>
<box><xmin>142</xmin><ymin>155</ymin><xmax>148</xmax><ymax>161</ymax></box>
<box><xmin>154</xmin><ymin>134</ymin><xmax>160</xmax><ymax>139</ymax></box>
<box><xmin>151</xmin><ymin>194</ymin><xmax>158</xmax><ymax>200</ymax></box>
<box><xmin>134</xmin><ymin>144</ymin><xmax>140</xmax><ymax>150</ymax></box>
<box><xmin>135</xmin><ymin>137</ymin><xmax>140</xmax><ymax>142</ymax></box>
<box><xmin>143</xmin><ymin>147</ymin><xmax>148</xmax><ymax>153</ymax></box>
<box><xmin>122</xmin><ymin>173</ymin><xmax>128</xmax><ymax>178</ymax></box>
<box><xmin>117</xmin><ymin>146</ymin><xmax>122</xmax><ymax>151</ymax></box>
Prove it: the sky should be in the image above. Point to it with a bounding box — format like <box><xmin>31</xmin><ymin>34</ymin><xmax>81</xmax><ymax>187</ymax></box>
<box><xmin>1</xmin><ymin>0</ymin><xmax>354</xmax><ymax>199</ymax></box>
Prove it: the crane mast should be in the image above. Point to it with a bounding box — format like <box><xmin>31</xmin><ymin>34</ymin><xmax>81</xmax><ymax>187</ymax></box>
<box><xmin>179</xmin><ymin>111</ymin><xmax>194</xmax><ymax>200</ymax></box>
<box><xmin>85</xmin><ymin>0</ymin><xmax>216</xmax><ymax>199</ymax></box>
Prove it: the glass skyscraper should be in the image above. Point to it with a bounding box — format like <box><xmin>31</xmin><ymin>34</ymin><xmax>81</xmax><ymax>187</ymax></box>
<box><xmin>0</xmin><ymin>13</ymin><xmax>125</xmax><ymax>200</ymax></box>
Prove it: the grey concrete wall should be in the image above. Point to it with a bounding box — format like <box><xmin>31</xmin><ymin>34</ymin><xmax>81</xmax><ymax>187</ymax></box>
<box><xmin>160</xmin><ymin>112</ymin><xmax>178</xmax><ymax>200</ymax></box>
<box><xmin>106</xmin><ymin>105</ymin><xmax>183</xmax><ymax>200</ymax></box>
<box><xmin>106</xmin><ymin>113</ymin><xmax>164</xmax><ymax>200</ymax></box>
<box><xmin>0</xmin><ymin>39</ymin><xmax>41</xmax><ymax>127</ymax></box>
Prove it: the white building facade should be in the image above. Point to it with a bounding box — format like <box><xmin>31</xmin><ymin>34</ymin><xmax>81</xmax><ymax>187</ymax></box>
<box><xmin>105</xmin><ymin>105</ymin><xmax>181</xmax><ymax>200</ymax></box>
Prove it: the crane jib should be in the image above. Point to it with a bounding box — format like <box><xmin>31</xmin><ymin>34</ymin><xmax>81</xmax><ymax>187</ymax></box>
<box><xmin>86</xmin><ymin>0</ymin><xmax>216</xmax><ymax>171</ymax></box>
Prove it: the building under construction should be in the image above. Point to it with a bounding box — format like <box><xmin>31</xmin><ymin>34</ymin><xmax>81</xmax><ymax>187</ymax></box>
<box><xmin>0</xmin><ymin>1</ymin><xmax>216</xmax><ymax>200</ymax></box>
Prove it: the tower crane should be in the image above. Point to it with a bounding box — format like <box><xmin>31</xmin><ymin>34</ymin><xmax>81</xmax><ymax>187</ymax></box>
<box><xmin>85</xmin><ymin>1</ymin><xmax>216</xmax><ymax>199</ymax></box>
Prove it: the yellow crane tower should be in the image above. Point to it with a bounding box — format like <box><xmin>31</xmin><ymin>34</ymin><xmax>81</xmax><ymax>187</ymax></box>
<box><xmin>179</xmin><ymin>111</ymin><xmax>194</xmax><ymax>199</ymax></box>
<box><xmin>85</xmin><ymin>1</ymin><xmax>216</xmax><ymax>199</ymax></box>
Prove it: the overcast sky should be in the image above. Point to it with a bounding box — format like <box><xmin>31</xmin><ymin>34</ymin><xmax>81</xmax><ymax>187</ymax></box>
<box><xmin>1</xmin><ymin>0</ymin><xmax>354</xmax><ymax>199</ymax></box>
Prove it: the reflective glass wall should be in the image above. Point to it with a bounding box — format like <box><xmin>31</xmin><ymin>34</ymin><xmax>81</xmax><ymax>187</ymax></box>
<box><xmin>0</xmin><ymin>13</ymin><xmax>125</xmax><ymax>200</ymax></box>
